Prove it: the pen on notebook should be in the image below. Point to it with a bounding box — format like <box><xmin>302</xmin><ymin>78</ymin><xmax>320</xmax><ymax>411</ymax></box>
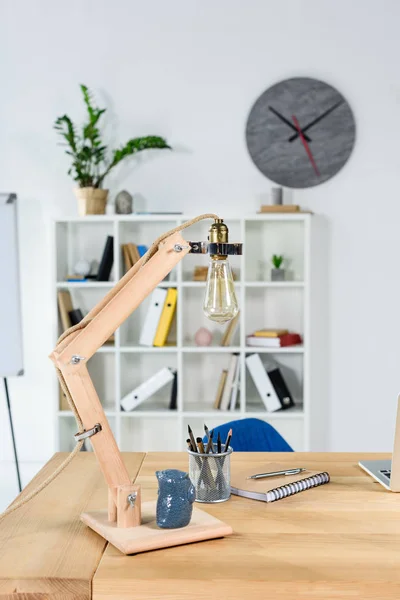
<box><xmin>224</xmin><ymin>428</ymin><xmax>232</xmax><ymax>452</ymax></box>
<box><xmin>188</xmin><ymin>425</ymin><xmax>198</xmax><ymax>453</ymax></box>
<box><xmin>217</xmin><ymin>432</ymin><xmax>222</xmax><ymax>453</ymax></box>
<box><xmin>247</xmin><ymin>468</ymin><xmax>307</xmax><ymax>480</ymax></box>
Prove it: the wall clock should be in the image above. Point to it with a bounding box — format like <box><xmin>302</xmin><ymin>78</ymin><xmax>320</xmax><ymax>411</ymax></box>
<box><xmin>245</xmin><ymin>77</ymin><xmax>356</xmax><ymax>188</ymax></box>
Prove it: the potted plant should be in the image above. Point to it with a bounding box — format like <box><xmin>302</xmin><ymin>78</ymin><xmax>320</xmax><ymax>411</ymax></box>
<box><xmin>54</xmin><ymin>84</ymin><xmax>171</xmax><ymax>216</ymax></box>
<box><xmin>271</xmin><ymin>254</ymin><xmax>285</xmax><ymax>281</ymax></box>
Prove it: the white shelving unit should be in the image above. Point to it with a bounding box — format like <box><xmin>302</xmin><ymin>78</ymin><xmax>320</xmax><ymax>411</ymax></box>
<box><xmin>54</xmin><ymin>213</ymin><xmax>327</xmax><ymax>453</ymax></box>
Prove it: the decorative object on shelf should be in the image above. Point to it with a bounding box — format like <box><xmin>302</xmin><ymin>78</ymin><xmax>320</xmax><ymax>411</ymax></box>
<box><xmin>115</xmin><ymin>190</ymin><xmax>133</xmax><ymax>214</ymax></box>
<box><xmin>73</xmin><ymin>259</ymin><xmax>91</xmax><ymax>278</ymax></box>
<box><xmin>0</xmin><ymin>214</ymin><xmax>241</xmax><ymax>551</ymax></box>
<box><xmin>271</xmin><ymin>254</ymin><xmax>285</xmax><ymax>281</ymax></box>
<box><xmin>54</xmin><ymin>84</ymin><xmax>171</xmax><ymax>216</ymax></box>
<box><xmin>203</xmin><ymin>220</ymin><xmax>240</xmax><ymax>323</ymax></box>
<box><xmin>194</xmin><ymin>327</ymin><xmax>212</xmax><ymax>347</ymax></box>
<box><xmin>156</xmin><ymin>469</ymin><xmax>195</xmax><ymax>529</ymax></box>
<box><xmin>193</xmin><ymin>265</ymin><xmax>208</xmax><ymax>281</ymax></box>
<box><xmin>271</xmin><ymin>187</ymin><xmax>283</xmax><ymax>205</ymax></box>
<box><xmin>246</xmin><ymin>77</ymin><xmax>356</xmax><ymax>188</ymax></box>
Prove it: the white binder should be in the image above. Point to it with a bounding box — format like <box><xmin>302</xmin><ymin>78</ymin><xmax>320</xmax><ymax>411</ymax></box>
<box><xmin>121</xmin><ymin>367</ymin><xmax>175</xmax><ymax>412</ymax></box>
<box><xmin>220</xmin><ymin>354</ymin><xmax>239</xmax><ymax>411</ymax></box>
<box><xmin>139</xmin><ymin>288</ymin><xmax>167</xmax><ymax>346</ymax></box>
<box><xmin>245</xmin><ymin>353</ymin><xmax>281</xmax><ymax>412</ymax></box>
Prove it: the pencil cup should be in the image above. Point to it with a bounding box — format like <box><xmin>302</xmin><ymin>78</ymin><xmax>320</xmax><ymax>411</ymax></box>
<box><xmin>188</xmin><ymin>445</ymin><xmax>232</xmax><ymax>503</ymax></box>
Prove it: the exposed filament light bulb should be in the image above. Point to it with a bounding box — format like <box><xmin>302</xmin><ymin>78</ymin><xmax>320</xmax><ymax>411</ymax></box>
<box><xmin>203</xmin><ymin>257</ymin><xmax>239</xmax><ymax>324</ymax></box>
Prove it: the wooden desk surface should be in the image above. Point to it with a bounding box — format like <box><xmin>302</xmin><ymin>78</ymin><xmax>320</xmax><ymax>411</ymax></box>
<box><xmin>1</xmin><ymin>452</ymin><xmax>400</xmax><ymax>600</ymax></box>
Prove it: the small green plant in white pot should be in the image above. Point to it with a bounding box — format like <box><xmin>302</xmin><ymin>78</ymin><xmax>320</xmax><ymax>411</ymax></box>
<box><xmin>54</xmin><ymin>84</ymin><xmax>171</xmax><ymax>216</ymax></box>
<box><xmin>271</xmin><ymin>254</ymin><xmax>285</xmax><ymax>281</ymax></box>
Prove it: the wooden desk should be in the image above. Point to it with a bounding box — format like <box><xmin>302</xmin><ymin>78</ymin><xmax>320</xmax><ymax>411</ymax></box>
<box><xmin>1</xmin><ymin>452</ymin><xmax>400</xmax><ymax>600</ymax></box>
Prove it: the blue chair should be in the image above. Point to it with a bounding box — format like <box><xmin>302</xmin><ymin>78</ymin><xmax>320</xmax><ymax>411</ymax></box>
<box><xmin>203</xmin><ymin>418</ymin><xmax>293</xmax><ymax>452</ymax></box>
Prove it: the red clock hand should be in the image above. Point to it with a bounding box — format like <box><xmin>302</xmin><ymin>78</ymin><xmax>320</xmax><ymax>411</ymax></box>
<box><xmin>292</xmin><ymin>115</ymin><xmax>320</xmax><ymax>177</ymax></box>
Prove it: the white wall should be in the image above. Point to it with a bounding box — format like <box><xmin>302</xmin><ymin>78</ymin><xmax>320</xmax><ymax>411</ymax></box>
<box><xmin>1</xmin><ymin>0</ymin><xmax>400</xmax><ymax>499</ymax></box>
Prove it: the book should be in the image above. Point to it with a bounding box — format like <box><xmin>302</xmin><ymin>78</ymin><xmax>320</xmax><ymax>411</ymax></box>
<box><xmin>253</xmin><ymin>329</ymin><xmax>288</xmax><ymax>338</ymax></box>
<box><xmin>214</xmin><ymin>370</ymin><xmax>228</xmax><ymax>409</ymax></box>
<box><xmin>127</xmin><ymin>243</ymin><xmax>140</xmax><ymax>266</ymax></box>
<box><xmin>139</xmin><ymin>288</ymin><xmax>168</xmax><ymax>346</ymax></box>
<box><xmin>246</xmin><ymin>333</ymin><xmax>302</xmax><ymax>348</ymax></box>
<box><xmin>57</xmin><ymin>290</ymin><xmax>73</xmax><ymax>331</ymax></box>
<box><xmin>97</xmin><ymin>235</ymin><xmax>114</xmax><ymax>281</ymax></box>
<box><xmin>259</xmin><ymin>205</ymin><xmax>300</xmax><ymax>213</ymax></box>
<box><xmin>220</xmin><ymin>354</ymin><xmax>239</xmax><ymax>411</ymax></box>
<box><xmin>169</xmin><ymin>370</ymin><xmax>178</xmax><ymax>410</ymax></box>
<box><xmin>68</xmin><ymin>308</ymin><xmax>84</xmax><ymax>326</ymax></box>
<box><xmin>121</xmin><ymin>367</ymin><xmax>175</xmax><ymax>412</ymax></box>
<box><xmin>137</xmin><ymin>245</ymin><xmax>148</xmax><ymax>258</ymax></box>
<box><xmin>221</xmin><ymin>311</ymin><xmax>240</xmax><ymax>346</ymax></box>
<box><xmin>122</xmin><ymin>244</ymin><xmax>133</xmax><ymax>272</ymax></box>
<box><xmin>229</xmin><ymin>360</ymin><xmax>240</xmax><ymax>410</ymax></box>
<box><xmin>245</xmin><ymin>353</ymin><xmax>281</xmax><ymax>411</ymax></box>
<box><xmin>230</xmin><ymin>464</ymin><xmax>330</xmax><ymax>503</ymax></box>
<box><xmin>153</xmin><ymin>288</ymin><xmax>178</xmax><ymax>347</ymax></box>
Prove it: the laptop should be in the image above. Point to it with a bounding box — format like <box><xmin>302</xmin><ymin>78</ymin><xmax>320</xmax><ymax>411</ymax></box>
<box><xmin>359</xmin><ymin>396</ymin><xmax>400</xmax><ymax>491</ymax></box>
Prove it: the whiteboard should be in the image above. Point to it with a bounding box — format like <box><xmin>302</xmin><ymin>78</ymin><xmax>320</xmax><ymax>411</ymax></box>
<box><xmin>0</xmin><ymin>194</ymin><xmax>23</xmax><ymax>377</ymax></box>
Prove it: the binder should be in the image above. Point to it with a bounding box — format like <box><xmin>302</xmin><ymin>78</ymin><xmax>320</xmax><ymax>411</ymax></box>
<box><xmin>219</xmin><ymin>354</ymin><xmax>239</xmax><ymax>411</ymax></box>
<box><xmin>97</xmin><ymin>235</ymin><xmax>114</xmax><ymax>281</ymax></box>
<box><xmin>153</xmin><ymin>288</ymin><xmax>177</xmax><ymax>347</ymax></box>
<box><xmin>139</xmin><ymin>288</ymin><xmax>167</xmax><ymax>346</ymax></box>
<box><xmin>231</xmin><ymin>464</ymin><xmax>330</xmax><ymax>503</ymax></box>
<box><xmin>264</xmin><ymin>358</ymin><xmax>295</xmax><ymax>410</ymax></box>
<box><xmin>169</xmin><ymin>370</ymin><xmax>178</xmax><ymax>410</ymax></box>
<box><xmin>121</xmin><ymin>367</ymin><xmax>175</xmax><ymax>411</ymax></box>
<box><xmin>245</xmin><ymin>353</ymin><xmax>281</xmax><ymax>412</ymax></box>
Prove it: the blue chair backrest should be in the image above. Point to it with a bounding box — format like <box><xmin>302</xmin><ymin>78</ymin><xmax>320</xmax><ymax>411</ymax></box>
<box><xmin>203</xmin><ymin>418</ymin><xmax>293</xmax><ymax>452</ymax></box>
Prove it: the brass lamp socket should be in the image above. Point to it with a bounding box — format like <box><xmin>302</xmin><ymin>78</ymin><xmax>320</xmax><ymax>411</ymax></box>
<box><xmin>209</xmin><ymin>219</ymin><xmax>228</xmax><ymax>259</ymax></box>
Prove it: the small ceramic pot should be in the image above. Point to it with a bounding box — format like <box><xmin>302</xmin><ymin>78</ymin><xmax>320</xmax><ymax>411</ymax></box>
<box><xmin>115</xmin><ymin>189</ymin><xmax>133</xmax><ymax>214</ymax></box>
<box><xmin>271</xmin><ymin>268</ymin><xmax>285</xmax><ymax>282</ymax></box>
<box><xmin>156</xmin><ymin>469</ymin><xmax>195</xmax><ymax>529</ymax></box>
<box><xmin>74</xmin><ymin>187</ymin><xmax>109</xmax><ymax>216</ymax></box>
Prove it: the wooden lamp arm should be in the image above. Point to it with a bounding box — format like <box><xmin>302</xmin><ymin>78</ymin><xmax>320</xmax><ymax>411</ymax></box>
<box><xmin>49</xmin><ymin>231</ymin><xmax>191</xmax><ymax>503</ymax></box>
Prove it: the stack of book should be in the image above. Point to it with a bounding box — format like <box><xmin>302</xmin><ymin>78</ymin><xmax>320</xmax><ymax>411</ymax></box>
<box><xmin>246</xmin><ymin>329</ymin><xmax>302</xmax><ymax>348</ymax></box>
<box><xmin>121</xmin><ymin>243</ymin><xmax>148</xmax><ymax>273</ymax></box>
<box><xmin>192</xmin><ymin>266</ymin><xmax>208</xmax><ymax>281</ymax></box>
<box><xmin>140</xmin><ymin>288</ymin><xmax>178</xmax><ymax>347</ymax></box>
<box><xmin>214</xmin><ymin>354</ymin><xmax>240</xmax><ymax>411</ymax></box>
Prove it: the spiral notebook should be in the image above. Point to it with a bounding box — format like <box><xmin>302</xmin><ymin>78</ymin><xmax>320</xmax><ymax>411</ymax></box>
<box><xmin>231</xmin><ymin>464</ymin><xmax>330</xmax><ymax>503</ymax></box>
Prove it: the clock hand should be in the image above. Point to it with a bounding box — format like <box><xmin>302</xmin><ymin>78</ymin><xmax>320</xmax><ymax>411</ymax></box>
<box><xmin>292</xmin><ymin>115</ymin><xmax>320</xmax><ymax>177</ymax></box>
<box><xmin>268</xmin><ymin>106</ymin><xmax>312</xmax><ymax>142</ymax></box>
<box><xmin>288</xmin><ymin>100</ymin><xmax>344</xmax><ymax>142</ymax></box>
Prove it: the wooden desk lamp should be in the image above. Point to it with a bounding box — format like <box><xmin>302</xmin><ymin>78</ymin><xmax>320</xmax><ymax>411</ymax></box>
<box><xmin>49</xmin><ymin>214</ymin><xmax>242</xmax><ymax>554</ymax></box>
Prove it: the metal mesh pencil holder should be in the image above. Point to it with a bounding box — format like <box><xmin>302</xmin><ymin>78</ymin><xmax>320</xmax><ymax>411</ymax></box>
<box><xmin>188</xmin><ymin>444</ymin><xmax>233</xmax><ymax>503</ymax></box>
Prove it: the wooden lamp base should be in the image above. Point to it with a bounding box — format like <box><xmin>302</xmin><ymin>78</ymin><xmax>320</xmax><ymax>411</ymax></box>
<box><xmin>81</xmin><ymin>501</ymin><xmax>233</xmax><ymax>555</ymax></box>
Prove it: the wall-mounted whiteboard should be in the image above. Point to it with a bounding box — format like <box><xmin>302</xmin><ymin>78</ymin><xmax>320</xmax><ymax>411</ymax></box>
<box><xmin>0</xmin><ymin>194</ymin><xmax>23</xmax><ymax>377</ymax></box>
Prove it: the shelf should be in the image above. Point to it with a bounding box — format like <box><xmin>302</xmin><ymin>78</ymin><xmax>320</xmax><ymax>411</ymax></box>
<box><xmin>181</xmin><ymin>281</ymin><xmax>241</xmax><ymax>288</ymax></box>
<box><xmin>97</xmin><ymin>345</ymin><xmax>117</xmax><ymax>353</ymax></box>
<box><xmin>245</xmin><ymin>345</ymin><xmax>304</xmax><ymax>353</ymax></box>
<box><xmin>244</xmin><ymin>281</ymin><xmax>304</xmax><ymax>288</ymax></box>
<box><xmin>245</xmin><ymin>406</ymin><xmax>304</xmax><ymax>419</ymax></box>
<box><xmin>119</xmin><ymin>346</ymin><xmax>177</xmax><ymax>353</ymax></box>
<box><xmin>58</xmin><ymin>410</ymin><xmax>117</xmax><ymax>417</ymax></box>
<box><xmin>182</xmin><ymin>346</ymin><xmax>241</xmax><ymax>353</ymax></box>
<box><xmin>120</xmin><ymin>411</ymin><xmax>178</xmax><ymax>418</ymax></box>
<box><xmin>56</xmin><ymin>281</ymin><xmax>115</xmax><ymax>288</ymax></box>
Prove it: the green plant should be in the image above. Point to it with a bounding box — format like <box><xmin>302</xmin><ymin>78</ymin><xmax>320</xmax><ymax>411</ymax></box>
<box><xmin>272</xmin><ymin>254</ymin><xmax>284</xmax><ymax>269</ymax></box>
<box><xmin>54</xmin><ymin>84</ymin><xmax>171</xmax><ymax>188</ymax></box>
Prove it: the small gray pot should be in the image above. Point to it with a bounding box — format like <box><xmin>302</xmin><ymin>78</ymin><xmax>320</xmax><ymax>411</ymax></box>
<box><xmin>271</xmin><ymin>268</ymin><xmax>285</xmax><ymax>282</ymax></box>
<box><xmin>115</xmin><ymin>190</ymin><xmax>133</xmax><ymax>214</ymax></box>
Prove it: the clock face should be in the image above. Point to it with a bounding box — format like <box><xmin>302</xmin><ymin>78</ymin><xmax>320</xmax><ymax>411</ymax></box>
<box><xmin>245</xmin><ymin>77</ymin><xmax>356</xmax><ymax>188</ymax></box>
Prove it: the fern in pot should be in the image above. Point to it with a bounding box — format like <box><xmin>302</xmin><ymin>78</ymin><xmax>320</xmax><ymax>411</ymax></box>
<box><xmin>54</xmin><ymin>84</ymin><xmax>170</xmax><ymax>216</ymax></box>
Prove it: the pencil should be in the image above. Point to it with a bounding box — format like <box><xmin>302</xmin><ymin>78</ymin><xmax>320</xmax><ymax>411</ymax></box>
<box><xmin>205</xmin><ymin>429</ymin><xmax>214</xmax><ymax>454</ymax></box>
<box><xmin>188</xmin><ymin>425</ymin><xmax>198</xmax><ymax>453</ymax></box>
<box><xmin>196</xmin><ymin>437</ymin><xmax>206</xmax><ymax>454</ymax></box>
<box><xmin>217</xmin><ymin>432</ymin><xmax>222</xmax><ymax>453</ymax></box>
<box><xmin>224</xmin><ymin>428</ymin><xmax>232</xmax><ymax>452</ymax></box>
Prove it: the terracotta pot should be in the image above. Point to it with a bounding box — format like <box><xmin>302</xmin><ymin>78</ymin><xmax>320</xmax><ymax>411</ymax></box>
<box><xmin>74</xmin><ymin>187</ymin><xmax>109</xmax><ymax>216</ymax></box>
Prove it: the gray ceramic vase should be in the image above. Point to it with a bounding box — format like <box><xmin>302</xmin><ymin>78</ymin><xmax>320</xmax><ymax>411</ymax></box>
<box><xmin>156</xmin><ymin>469</ymin><xmax>195</xmax><ymax>529</ymax></box>
<box><xmin>115</xmin><ymin>190</ymin><xmax>133</xmax><ymax>214</ymax></box>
